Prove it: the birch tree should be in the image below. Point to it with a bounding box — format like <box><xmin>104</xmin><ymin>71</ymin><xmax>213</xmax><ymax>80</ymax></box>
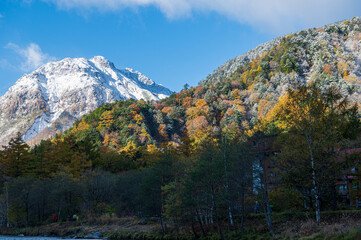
<box><xmin>270</xmin><ymin>84</ymin><xmax>359</xmax><ymax>223</ymax></box>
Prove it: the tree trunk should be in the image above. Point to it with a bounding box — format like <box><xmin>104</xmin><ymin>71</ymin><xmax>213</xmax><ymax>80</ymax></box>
<box><xmin>26</xmin><ymin>202</ymin><xmax>29</xmax><ymax>227</ymax></box>
<box><xmin>331</xmin><ymin>182</ymin><xmax>337</xmax><ymax>211</ymax></box>
<box><xmin>306</xmin><ymin>132</ymin><xmax>321</xmax><ymax>224</ymax></box>
<box><xmin>346</xmin><ymin>169</ymin><xmax>351</xmax><ymax>207</ymax></box>
<box><xmin>205</xmin><ymin>209</ymin><xmax>209</xmax><ymax>226</ymax></box>
<box><xmin>195</xmin><ymin>208</ymin><xmax>206</xmax><ymax>236</ymax></box>
<box><xmin>5</xmin><ymin>183</ymin><xmax>10</xmax><ymax>228</ymax></box>
<box><xmin>57</xmin><ymin>206</ymin><xmax>62</xmax><ymax>223</ymax></box>
<box><xmin>222</xmin><ymin>134</ymin><xmax>234</xmax><ymax>227</ymax></box>
<box><xmin>211</xmin><ymin>188</ymin><xmax>225</xmax><ymax>240</ymax></box>
<box><xmin>240</xmin><ymin>184</ymin><xmax>245</xmax><ymax>234</ymax></box>
<box><xmin>160</xmin><ymin>215</ymin><xmax>166</xmax><ymax>234</ymax></box>
<box><xmin>260</xmin><ymin>151</ymin><xmax>275</xmax><ymax>236</ymax></box>
<box><xmin>191</xmin><ymin>215</ymin><xmax>200</xmax><ymax>239</ymax></box>
<box><xmin>174</xmin><ymin>218</ymin><xmax>180</xmax><ymax>234</ymax></box>
<box><xmin>303</xmin><ymin>197</ymin><xmax>307</xmax><ymax>210</ymax></box>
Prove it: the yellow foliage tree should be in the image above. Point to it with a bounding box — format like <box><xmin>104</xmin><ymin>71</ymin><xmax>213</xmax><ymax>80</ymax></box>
<box><xmin>133</xmin><ymin>114</ymin><xmax>144</xmax><ymax>125</ymax></box>
<box><xmin>186</xmin><ymin>116</ymin><xmax>211</xmax><ymax>146</ymax></box>
<box><xmin>70</xmin><ymin>151</ymin><xmax>92</xmax><ymax>179</ymax></box>
<box><xmin>233</xmin><ymin>99</ymin><xmax>246</xmax><ymax>116</ymax></box>
<box><xmin>102</xmin><ymin>132</ymin><xmax>120</xmax><ymax>150</ymax></box>
<box><xmin>119</xmin><ymin>141</ymin><xmax>138</xmax><ymax>155</ymax></box>
<box><xmin>158</xmin><ymin>123</ymin><xmax>168</xmax><ymax>141</ymax></box>
<box><xmin>186</xmin><ymin>99</ymin><xmax>209</xmax><ymax>120</ymax></box>
<box><xmin>139</xmin><ymin>128</ymin><xmax>151</xmax><ymax>144</ymax></box>
<box><xmin>257</xmin><ymin>99</ymin><xmax>273</xmax><ymax>120</ymax></box>
<box><xmin>99</xmin><ymin>111</ymin><xmax>115</xmax><ymax>128</ymax></box>
<box><xmin>138</xmin><ymin>144</ymin><xmax>161</xmax><ymax>167</ymax></box>
<box><xmin>182</xmin><ymin>96</ymin><xmax>193</xmax><ymax>109</ymax></box>
<box><xmin>161</xmin><ymin>106</ymin><xmax>173</xmax><ymax>115</ymax></box>
<box><xmin>231</xmin><ymin>89</ymin><xmax>241</xmax><ymax>99</ymax></box>
<box><xmin>72</xmin><ymin>119</ymin><xmax>90</xmax><ymax>133</ymax></box>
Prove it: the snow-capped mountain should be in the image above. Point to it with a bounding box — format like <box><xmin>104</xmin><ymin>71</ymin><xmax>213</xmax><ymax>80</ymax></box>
<box><xmin>0</xmin><ymin>56</ymin><xmax>173</xmax><ymax>145</ymax></box>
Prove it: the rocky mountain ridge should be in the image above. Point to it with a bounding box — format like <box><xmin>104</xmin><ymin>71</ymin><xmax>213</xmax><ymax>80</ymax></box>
<box><xmin>200</xmin><ymin>17</ymin><xmax>361</xmax><ymax>124</ymax></box>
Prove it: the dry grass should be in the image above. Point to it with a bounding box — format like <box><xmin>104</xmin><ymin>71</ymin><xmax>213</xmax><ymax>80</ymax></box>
<box><xmin>0</xmin><ymin>214</ymin><xmax>163</xmax><ymax>238</ymax></box>
<box><xmin>86</xmin><ymin>213</ymin><xmax>135</xmax><ymax>225</ymax></box>
<box><xmin>320</xmin><ymin>218</ymin><xmax>361</xmax><ymax>239</ymax></box>
<box><xmin>274</xmin><ymin>214</ymin><xmax>361</xmax><ymax>239</ymax></box>
<box><xmin>300</xmin><ymin>219</ymin><xmax>319</xmax><ymax>236</ymax></box>
<box><xmin>82</xmin><ymin>214</ymin><xmax>161</xmax><ymax>235</ymax></box>
<box><xmin>2</xmin><ymin>211</ymin><xmax>361</xmax><ymax>239</ymax></box>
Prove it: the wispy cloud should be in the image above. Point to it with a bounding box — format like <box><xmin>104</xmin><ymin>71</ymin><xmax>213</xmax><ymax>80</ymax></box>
<box><xmin>5</xmin><ymin>43</ymin><xmax>56</xmax><ymax>72</ymax></box>
<box><xmin>0</xmin><ymin>13</ymin><xmax>4</xmax><ymax>18</ymax></box>
<box><xmin>43</xmin><ymin>0</ymin><xmax>361</xmax><ymax>33</ymax></box>
<box><xmin>44</xmin><ymin>0</ymin><xmax>191</xmax><ymax>18</ymax></box>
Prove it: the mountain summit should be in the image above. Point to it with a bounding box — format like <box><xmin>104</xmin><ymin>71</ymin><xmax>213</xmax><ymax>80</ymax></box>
<box><xmin>0</xmin><ymin>56</ymin><xmax>173</xmax><ymax>145</ymax></box>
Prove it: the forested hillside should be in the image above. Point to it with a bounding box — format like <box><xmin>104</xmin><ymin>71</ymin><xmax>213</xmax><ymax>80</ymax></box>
<box><xmin>64</xmin><ymin>17</ymin><xmax>361</xmax><ymax>155</ymax></box>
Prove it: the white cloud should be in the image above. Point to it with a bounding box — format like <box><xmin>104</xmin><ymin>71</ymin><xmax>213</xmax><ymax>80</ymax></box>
<box><xmin>43</xmin><ymin>0</ymin><xmax>361</xmax><ymax>33</ymax></box>
<box><xmin>44</xmin><ymin>0</ymin><xmax>191</xmax><ymax>18</ymax></box>
<box><xmin>6</xmin><ymin>43</ymin><xmax>56</xmax><ymax>72</ymax></box>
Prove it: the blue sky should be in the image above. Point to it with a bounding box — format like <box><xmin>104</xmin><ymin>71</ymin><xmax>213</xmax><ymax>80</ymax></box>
<box><xmin>0</xmin><ymin>0</ymin><xmax>360</xmax><ymax>95</ymax></box>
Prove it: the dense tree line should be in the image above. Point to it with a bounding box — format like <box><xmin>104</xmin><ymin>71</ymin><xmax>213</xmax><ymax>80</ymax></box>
<box><xmin>0</xmin><ymin>132</ymin><xmax>259</xmax><ymax>237</ymax></box>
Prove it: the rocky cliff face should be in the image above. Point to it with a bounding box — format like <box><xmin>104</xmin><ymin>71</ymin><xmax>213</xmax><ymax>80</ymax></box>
<box><xmin>0</xmin><ymin>56</ymin><xmax>173</xmax><ymax>145</ymax></box>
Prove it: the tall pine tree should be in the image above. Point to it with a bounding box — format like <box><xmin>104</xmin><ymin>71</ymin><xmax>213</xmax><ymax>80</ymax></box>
<box><xmin>0</xmin><ymin>132</ymin><xmax>32</xmax><ymax>178</ymax></box>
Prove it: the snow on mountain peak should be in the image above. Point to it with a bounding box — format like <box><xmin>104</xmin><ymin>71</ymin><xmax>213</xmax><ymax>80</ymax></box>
<box><xmin>90</xmin><ymin>55</ymin><xmax>108</xmax><ymax>62</ymax></box>
<box><xmin>122</xmin><ymin>67</ymin><xmax>155</xmax><ymax>85</ymax></box>
<box><xmin>0</xmin><ymin>56</ymin><xmax>173</xmax><ymax>146</ymax></box>
<box><xmin>90</xmin><ymin>56</ymin><xmax>114</xmax><ymax>69</ymax></box>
